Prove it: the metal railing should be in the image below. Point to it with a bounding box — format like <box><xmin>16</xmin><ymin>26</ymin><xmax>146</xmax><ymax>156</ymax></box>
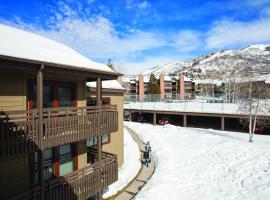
<box><xmin>11</xmin><ymin>152</ymin><xmax>118</xmax><ymax>200</ymax></box>
<box><xmin>124</xmin><ymin>95</ymin><xmax>270</xmax><ymax>116</ymax></box>
<box><xmin>0</xmin><ymin>105</ymin><xmax>118</xmax><ymax>157</ymax></box>
<box><xmin>125</xmin><ymin>94</ymin><xmax>196</xmax><ymax>103</ymax></box>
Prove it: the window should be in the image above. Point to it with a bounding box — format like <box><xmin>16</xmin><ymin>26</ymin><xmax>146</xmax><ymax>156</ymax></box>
<box><xmin>58</xmin><ymin>86</ymin><xmax>75</xmax><ymax>107</ymax></box>
<box><xmin>59</xmin><ymin>144</ymin><xmax>74</xmax><ymax>176</ymax></box>
<box><xmin>34</xmin><ymin>148</ymin><xmax>54</xmax><ymax>184</ymax></box>
<box><xmin>86</xmin><ymin>133</ymin><xmax>110</xmax><ymax>146</ymax></box>
<box><xmin>87</xmin><ymin>97</ymin><xmax>111</xmax><ymax>106</ymax></box>
<box><xmin>28</xmin><ymin>80</ymin><xmax>76</xmax><ymax>109</ymax></box>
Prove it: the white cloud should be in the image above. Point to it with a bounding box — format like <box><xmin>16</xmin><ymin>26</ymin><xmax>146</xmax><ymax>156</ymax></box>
<box><xmin>245</xmin><ymin>0</ymin><xmax>270</xmax><ymax>6</ymax></box>
<box><xmin>137</xmin><ymin>1</ymin><xmax>150</xmax><ymax>9</ymax></box>
<box><xmin>261</xmin><ymin>6</ymin><xmax>270</xmax><ymax>16</ymax></box>
<box><xmin>206</xmin><ymin>18</ymin><xmax>270</xmax><ymax>49</ymax></box>
<box><xmin>173</xmin><ymin>30</ymin><xmax>202</xmax><ymax>52</ymax></box>
<box><xmin>5</xmin><ymin>14</ymin><xmax>165</xmax><ymax>60</ymax></box>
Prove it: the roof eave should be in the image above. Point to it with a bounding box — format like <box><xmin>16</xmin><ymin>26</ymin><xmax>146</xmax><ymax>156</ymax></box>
<box><xmin>0</xmin><ymin>54</ymin><xmax>123</xmax><ymax>80</ymax></box>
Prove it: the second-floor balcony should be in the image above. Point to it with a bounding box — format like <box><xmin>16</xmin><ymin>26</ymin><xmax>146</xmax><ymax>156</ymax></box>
<box><xmin>0</xmin><ymin>105</ymin><xmax>118</xmax><ymax>157</ymax></box>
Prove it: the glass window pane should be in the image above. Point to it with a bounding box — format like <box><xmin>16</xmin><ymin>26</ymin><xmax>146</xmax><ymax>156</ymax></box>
<box><xmin>59</xmin><ymin>144</ymin><xmax>74</xmax><ymax>176</ymax></box>
<box><xmin>34</xmin><ymin>148</ymin><xmax>54</xmax><ymax>185</ymax></box>
<box><xmin>44</xmin><ymin>165</ymin><xmax>54</xmax><ymax>181</ymax></box>
<box><xmin>58</xmin><ymin>86</ymin><xmax>74</xmax><ymax>107</ymax></box>
<box><xmin>59</xmin><ymin>144</ymin><xmax>71</xmax><ymax>155</ymax></box>
<box><xmin>102</xmin><ymin>134</ymin><xmax>109</xmax><ymax>143</ymax></box>
<box><xmin>87</xmin><ymin>137</ymin><xmax>97</xmax><ymax>146</ymax></box>
<box><xmin>43</xmin><ymin>148</ymin><xmax>52</xmax><ymax>160</ymax></box>
<box><xmin>43</xmin><ymin>86</ymin><xmax>53</xmax><ymax>108</ymax></box>
<box><xmin>59</xmin><ymin>161</ymin><xmax>74</xmax><ymax>176</ymax></box>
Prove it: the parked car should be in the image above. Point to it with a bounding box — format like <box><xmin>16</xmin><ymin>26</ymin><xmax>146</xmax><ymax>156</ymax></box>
<box><xmin>255</xmin><ymin>126</ymin><xmax>265</xmax><ymax>134</ymax></box>
<box><xmin>124</xmin><ymin>114</ymin><xmax>129</xmax><ymax>121</ymax></box>
<box><xmin>136</xmin><ymin>113</ymin><xmax>144</xmax><ymax>122</ymax></box>
<box><xmin>158</xmin><ymin>118</ymin><xmax>170</xmax><ymax>125</ymax></box>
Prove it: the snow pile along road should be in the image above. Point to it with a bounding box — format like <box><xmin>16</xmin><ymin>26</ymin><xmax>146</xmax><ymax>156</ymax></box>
<box><xmin>103</xmin><ymin>128</ymin><xmax>141</xmax><ymax>198</ymax></box>
<box><xmin>125</xmin><ymin>122</ymin><xmax>270</xmax><ymax>200</ymax></box>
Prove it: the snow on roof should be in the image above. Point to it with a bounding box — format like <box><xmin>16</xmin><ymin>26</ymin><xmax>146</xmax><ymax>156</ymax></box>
<box><xmin>164</xmin><ymin>75</ymin><xmax>171</xmax><ymax>81</ymax></box>
<box><xmin>0</xmin><ymin>24</ymin><xmax>112</xmax><ymax>73</ymax></box>
<box><xmin>184</xmin><ymin>76</ymin><xmax>192</xmax><ymax>82</ymax></box>
<box><xmin>193</xmin><ymin>79</ymin><xmax>223</xmax><ymax>86</ymax></box>
<box><xmin>258</xmin><ymin>74</ymin><xmax>270</xmax><ymax>84</ymax></box>
<box><xmin>87</xmin><ymin>80</ymin><xmax>124</xmax><ymax>90</ymax></box>
<box><xmin>122</xmin><ymin>76</ymin><xmax>131</xmax><ymax>82</ymax></box>
<box><xmin>144</xmin><ymin>76</ymin><xmax>150</xmax><ymax>83</ymax></box>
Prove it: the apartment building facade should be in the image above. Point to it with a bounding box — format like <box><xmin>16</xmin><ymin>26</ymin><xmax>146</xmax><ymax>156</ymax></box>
<box><xmin>122</xmin><ymin>73</ymin><xmax>193</xmax><ymax>101</ymax></box>
<box><xmin>0</xmin><ymin>24</ymin><xmax>122</xmax><ymax>200</ymax></box>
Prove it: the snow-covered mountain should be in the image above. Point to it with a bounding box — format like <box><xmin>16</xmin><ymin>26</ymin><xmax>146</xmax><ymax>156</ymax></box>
<box><xmin>141</xmin><ymin>61</ymin><xmax>192</xmax><ymax>75</ymax></box>
<box><xmin>139</xmin><ymin>44</ymin><xmax>270</xmax><ymax>76</ymax></box>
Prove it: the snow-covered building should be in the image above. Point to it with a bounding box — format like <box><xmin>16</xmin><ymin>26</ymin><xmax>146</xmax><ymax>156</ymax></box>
<box><xmin>122</xmin><ymin>73</ymin><xmax>193</xmax><ymax>101</ymax></box>
<box><xmin>0</xmin><ymin>24</ymin><xmax>122</xmax><ymax>199</ymax></box>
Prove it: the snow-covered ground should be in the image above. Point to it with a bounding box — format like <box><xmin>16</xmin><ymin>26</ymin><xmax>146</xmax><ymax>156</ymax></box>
<box><xmin>103</xmin><ymin>128</ymin><xmax>141</xmax><ymax>198</ymax></box>
<box><xmin>125</xmin><ymin>122</ymin><xmax>270</xmax><ymax>200</ymax></box>
<box><xmin>124</xmin><ymin>102</ymin><xmax>270</xmax><ymax>115</ymax></box>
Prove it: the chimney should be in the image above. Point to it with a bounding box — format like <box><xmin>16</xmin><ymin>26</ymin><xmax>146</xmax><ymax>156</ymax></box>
<box><xmin>139</xmin><ymin>74</ymin><xmax>144</xmax><ymax>102</ymax></box>
<box><xmin>159</xmin><ymin>73</ymin><xmax>165</xmax><ymax>101</ymax></box>
<box><xmin>179</xmin><ymin>73</ymin><xmax>185</xmax><ymax>100</ymax></box>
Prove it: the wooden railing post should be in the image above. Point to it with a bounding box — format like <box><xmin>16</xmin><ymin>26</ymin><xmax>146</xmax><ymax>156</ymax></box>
<box><xmin>37</xmin><ymin>64</ymin><xmax>44</xmax><ymax>200</ymax></box>
<box><xmin>96</xmin><ymin>77</ymin><xmax>102</xmax><ymax>200</ymax></box>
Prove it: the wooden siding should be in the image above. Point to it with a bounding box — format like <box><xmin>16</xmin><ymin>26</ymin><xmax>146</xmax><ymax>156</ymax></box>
<box><xmin>77</xmin><ymin>140</ymin><xmax>87</xmax><ymax>170</ymax></box>
<box><xmin>0</xmin><ymin>71</ymin><xmax>27</xmax><ymax>111</ymax></box>
<box><xmin>0</xmin><ymin>152</ymin><xmax>30</xmax><ymax>199</ymax></box>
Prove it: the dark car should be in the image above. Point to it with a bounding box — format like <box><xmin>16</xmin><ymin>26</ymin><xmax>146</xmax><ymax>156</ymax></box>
<box><xmin>136</xmin><ymin>113</ymin><xmax>144</xmax><ymax>122</ymax></box>
<box><xmin>137</xmin><ymin>116</ymin><xmax>144</xmax><ymax>122</ymax></box>
<box><xmin>255</xmin><ymin>126</ymin><xmax>264</xmax><ymax>134</ymax></box>
<box><xmin>158</xmin><ymin>118</ymin><xmax>170</xmax><ymax>125</ymax></box>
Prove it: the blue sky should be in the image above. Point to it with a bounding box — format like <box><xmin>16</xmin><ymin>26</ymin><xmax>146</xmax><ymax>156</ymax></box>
<box><xmin>0</xmin><ymin>0</ymin><xmax>270</xmax><ymax>74</ymax></box>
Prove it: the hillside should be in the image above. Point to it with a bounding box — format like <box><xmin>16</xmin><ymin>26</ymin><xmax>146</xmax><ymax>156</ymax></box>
<box><xmin>140</xmin><ymin>44</ymin><xmax>270</xmax><ymax>76</ymax></box>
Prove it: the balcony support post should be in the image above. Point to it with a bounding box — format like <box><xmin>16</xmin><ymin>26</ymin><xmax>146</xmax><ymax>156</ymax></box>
<box><xmin>221</xmin><ymin>117</ymin><xmax>225</xmax><ymax>131</ymax></box>
<box><xmin>96</xmin><ymin>77</ymin><xmax>102</xmax><ymax>200</ymax></box>
<box><xmin>153</xmin><ymin>112</ymin><xmax>156</xmax><ymax>125</ymax></box>
<box><xmin>183</xmin><ymin>115</ymin><xmax>187</xmax><ymax>127</ymax></box>
<box><xmin>37</xmin><ymin>65</ymin><xmax>44</xmax><ymax>200</ymax></box>
<box><xmin>129</xmin><ymin>110</ymin><xmax>132</xmax><ymax>121</ymax></box>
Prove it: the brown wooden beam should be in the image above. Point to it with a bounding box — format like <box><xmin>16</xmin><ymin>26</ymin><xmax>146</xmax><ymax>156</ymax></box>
<box><xmin>221</xmin><ymin>117</ymin><xmax>225</xmax><ymax>131</ymax></box>
<box><xmin>96</xmin><ymin>77</ymin><xmax>102</xmax><ymax>200</ymax></box>
<box><xmin>153</xmin><ymin>112</ymin><xmax>157</xmax><ymax>125</ymax></box>
<box><xmin>129</xmin><ymin>110</ymin><xmax>132</xmax><ymax>121</ymax></box>
<box><xmin>125</xmin><ymin>109</ymin><xmax>270</xmax><ymax>120</ymax></box>
<box><xmin>37</xmin><ymin>65</ymin><xmax>44</xmax><ymax>200</ymax></box>
<box><xmin>183</xmin><ymin>115</ymin><xmax>187</xmax><ymax>127</ymax></box>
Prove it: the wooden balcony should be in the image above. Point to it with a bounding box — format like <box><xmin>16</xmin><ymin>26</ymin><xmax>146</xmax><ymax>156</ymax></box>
<box><xmin>11</xmin><ymin>152</ymin><xmax>118</xmax><ymax>200</ymax></box>
<box><xmin>0</xmin><ymin>105</ymin><xmax>118</xmax><ymax>157</ymax></box>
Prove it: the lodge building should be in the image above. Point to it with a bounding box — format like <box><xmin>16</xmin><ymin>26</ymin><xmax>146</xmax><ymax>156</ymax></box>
<box><xmin>0</xmin><ymin>24</ymin><xmax>123</xmax><ymax>200</ymax></box>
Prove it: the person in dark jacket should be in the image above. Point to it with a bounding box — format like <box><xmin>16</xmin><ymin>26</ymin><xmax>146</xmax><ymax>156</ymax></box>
<box><xmin>143</xmin><ymin>150</ymin><xmax>150</xmax><ymax>167</ymax></box>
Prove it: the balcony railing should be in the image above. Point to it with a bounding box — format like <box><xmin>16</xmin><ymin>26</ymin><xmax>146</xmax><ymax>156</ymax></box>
<box><xmin>11</xmin><ymin>152</ymin><xmax>118</xmax><ymax>200</ymax></box>
<box><xmin>0</xmin><ymin>105</ymin><xmax>118</xmax><ymax>156</ymax></box>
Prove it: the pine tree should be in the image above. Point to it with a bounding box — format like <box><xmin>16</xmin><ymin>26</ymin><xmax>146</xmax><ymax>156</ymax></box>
<box><xmin>147</xmin><ymin>73</ymin><xmax>160</xmax><ymax>94</ymax></box>
<box><xmin>107</xmin><ymin>58</ymin><xmax>115</xmax><ymax>71</ymax></box>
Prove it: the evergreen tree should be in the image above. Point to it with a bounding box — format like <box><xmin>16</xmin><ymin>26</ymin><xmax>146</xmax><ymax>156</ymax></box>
<box><xmin>107</xmin><ymin>58</ymin><xmax>115</xmax><ymax>71</ymax></box>
<box><xmin>147</xmin><ymin>73</ymin><xmax>160</xmax><ymax>94</ymax></box>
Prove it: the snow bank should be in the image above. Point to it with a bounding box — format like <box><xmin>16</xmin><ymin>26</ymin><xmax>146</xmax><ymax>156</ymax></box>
<box><xmin>125</xmin><ymin>122</ymin><xmax>270</xmax><ymax>200</ymax></box>
<box><xmin>0</xmin><ymin>24</ymin><xmax>112</xmax><ymax>72</ymax></box>
<box><xmin>103</xmin><ymin>128</ymin><xmax>141</xmax><ymax>198</ymax></box>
